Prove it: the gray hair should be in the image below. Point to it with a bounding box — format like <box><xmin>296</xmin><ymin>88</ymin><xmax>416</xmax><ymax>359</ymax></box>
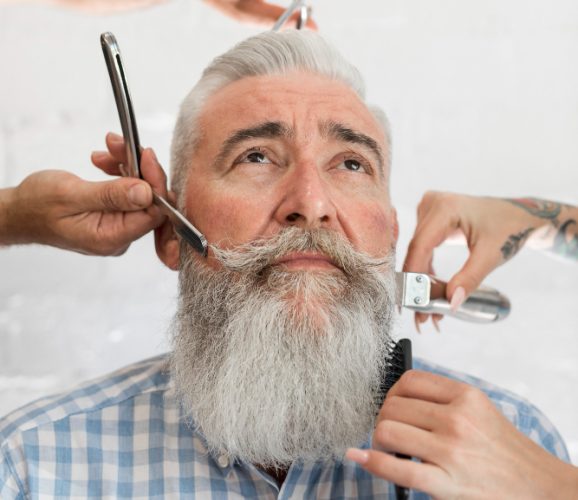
<box><xmin>170</xmin><ymin>30</ymin><xmax>390</xmax><ymax>204</ymax></box>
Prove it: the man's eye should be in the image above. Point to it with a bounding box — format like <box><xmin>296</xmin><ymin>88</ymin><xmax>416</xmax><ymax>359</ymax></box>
<box><xmin>338</xmin><ymin>158</ymin><xmax>367</xmax><ymax>173</ymax></box>
<box><xmin>241</xmin><ymin>150</ymin><xmax>272</xmax><ymax>164</ymax></box>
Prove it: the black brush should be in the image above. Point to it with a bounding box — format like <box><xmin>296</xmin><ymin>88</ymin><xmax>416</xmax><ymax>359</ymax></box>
<box><xmin>379</xmin><ymin>338</ymin><xmax>413</xmax><ymax>500</ymax></box>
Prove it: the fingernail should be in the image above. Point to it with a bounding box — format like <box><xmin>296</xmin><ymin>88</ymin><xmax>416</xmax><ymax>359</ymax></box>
<box><xmin>345</xmin><ymin>448</ymin><xmax>369</xmax><ymax>465</ymax></box>
<box><xmin>128</xmin><ymin>184</ymin><xmax>149</xmax><ymax>206</ymax></box>
<box><xmin>432</xmin><ymin>316</ymin><xmax>441</xmax><ymax>333</ymax></box>
<box><xmin>450</xmin><ymin>286</ymin><xmax>466</xmax><ymax>312</ymax></box>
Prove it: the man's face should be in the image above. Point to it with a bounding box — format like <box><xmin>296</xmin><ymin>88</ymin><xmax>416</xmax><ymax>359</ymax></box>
<box><xmin>167</xmin><ymin>71</ymin><xmax>397</xmax><ymax>267</ymax></box>
<box><xmin>167</xmin><ymin>70</ymin><xmax>399</xmax><ymax>466</ymax></box>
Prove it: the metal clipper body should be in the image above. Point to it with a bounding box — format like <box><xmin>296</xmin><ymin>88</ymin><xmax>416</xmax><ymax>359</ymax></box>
<box><xmin>395</xmin><ymin>272</ymin><xmax>511</xmax><ymax>323</ymax></box>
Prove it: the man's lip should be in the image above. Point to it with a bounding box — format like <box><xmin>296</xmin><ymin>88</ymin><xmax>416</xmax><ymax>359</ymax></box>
<box><xmin>273</xmin><ymin>252</ymin><xmax>340</xmax><ymax>270</ymax></box>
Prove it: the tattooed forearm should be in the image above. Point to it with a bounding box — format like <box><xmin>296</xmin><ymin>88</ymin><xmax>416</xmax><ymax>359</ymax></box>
<box><xmin>507</xmin><ymin>198</ymin><xmax>561</xmax><ymax>223</ymax></box>
<box><xmin>501</xmin><ymin>197</ymin><xmax>577</xmax><ymax>260</ymax></box>
<box><xmin>550</xmin><ymin>219</ymin><xmax>578</xmax><ymax>260</ymax></box>
<box><xmin>501</xmin><ymin>227</ymin><xmax>534</xmax><ymax>260</ymax></box>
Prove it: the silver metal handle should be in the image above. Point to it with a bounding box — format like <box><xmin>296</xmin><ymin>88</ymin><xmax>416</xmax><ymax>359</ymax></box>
<box><xmin>100</xmin><ymin>32</ymin><xmax>208</xmax><ymax>256</ymax></box>
<box><xmin>152</xmin><ymin>194</ymin><xmax>208</xmax><ymax>256</ymax></box>
<box><xmin>295</xmin><ymin>5</ymin><xmax>310</xmax><ymax>29</ymax></box>
<box><xmin>272</xmin><ymin>0</ymin><xmax>306</xmax><ymax>31</ymax></box>
<box><xmin>395</xmin><ymin>272</ymin><xmax>511</xmax><ymax>323</ymax></box>
<box><xmin>101</xmin><ymin>32</ymin><xmax>141</xmax><ymax>180</ymax></box>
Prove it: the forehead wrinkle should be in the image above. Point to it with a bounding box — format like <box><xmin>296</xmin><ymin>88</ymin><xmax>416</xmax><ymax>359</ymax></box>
<box><xmin>318</xmin><ymin>119</ymin><xmax>385</xmax><ymax>176</ymax></box>
<box><xmin>211</xmin><ymin>121</ymin><xmax>293</xmax><ymax>170</ymax></box>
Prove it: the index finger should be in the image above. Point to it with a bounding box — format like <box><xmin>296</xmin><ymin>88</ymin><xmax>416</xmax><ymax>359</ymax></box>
<box><xmin>386</xmin><ymin>370</ymin><xmax>469</xmax><ymax>405</ymax></box>
<box><xmin>402</xmin><ymin>211</ymin><xmax>460</xmax><ymax>274</ymax></box>
<box><xmin>345</xmin><ymin>448</ymin><xmax>444</xmax><ymax>494</ymax></box>
<box><xmin>105</xmin><ymin>132</ymin><xmax>129</xmax><ymax>164</ymax></box>
<box><xmin>140</xmin><ymin>148</ymin><xmax>169</xmax><ymax>200</ymax></box>
<box><xmin>90</xmin><ymin>132</ymin><xmax>133</xmax><ymax>176</ymax></box>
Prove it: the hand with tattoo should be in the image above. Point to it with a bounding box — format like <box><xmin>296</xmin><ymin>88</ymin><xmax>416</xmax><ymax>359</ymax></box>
<box><xmin>403</xmin><ymin>192</ymin><xmax>577</xmax><ymax>330</ymax></box>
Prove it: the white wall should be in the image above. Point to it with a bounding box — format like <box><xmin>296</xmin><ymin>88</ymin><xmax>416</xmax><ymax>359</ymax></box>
<box><xmin>1</xmin><ymin>0</ymin><xmax>577</xmax><ymax>463</ymax></box>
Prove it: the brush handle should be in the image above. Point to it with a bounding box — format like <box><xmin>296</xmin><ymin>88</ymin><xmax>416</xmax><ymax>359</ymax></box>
<box><xmin>391</xmin><ymin>339</ymin><xmax>412</xmax><ymax>500</ymax></box>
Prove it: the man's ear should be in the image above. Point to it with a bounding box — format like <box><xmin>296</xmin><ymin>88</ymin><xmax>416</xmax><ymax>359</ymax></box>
<box><xmin>155</xmin><ymin>217</ymin><xmax>180</xmax><ymax>271</ymax></box>
<box><xmin>391</xmin><ymin>207</ymin><xmax>399</xmax><ymax>244</ymax></box>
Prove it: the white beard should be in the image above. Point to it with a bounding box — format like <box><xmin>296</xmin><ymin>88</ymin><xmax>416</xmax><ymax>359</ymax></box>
<box><xmin>171</xmin><ymin>227</ymin><xmax>397</xmax><ymax>468</ymax></box>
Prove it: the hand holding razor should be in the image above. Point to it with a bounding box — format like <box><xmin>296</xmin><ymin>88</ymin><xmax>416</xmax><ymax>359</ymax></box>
<box><xmin>100</xmin><ymin>32</ymin><xmax>208</xmax><ymax>257</ymax></box>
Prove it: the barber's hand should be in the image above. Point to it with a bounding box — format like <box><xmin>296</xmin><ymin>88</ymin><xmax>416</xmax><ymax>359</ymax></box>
<box><xmin>36</xmin><ymin>0</ymin><xmax>169</xmax><ymax>14</ymax></box>
<box><xmin>1</xmin><ymin>138</ymin><xmax>165</xmax><ymax>255</ymax></box>
<box><xmin>43</xmin><ymin>0</ymin><xmax>318</xmax><ymax>29</ymax></box>
<box><xmin>346</xmin><ymin>371</ymin><xmax>577</xmax><ymax>499</ymax></box>
<box><xmin>203</xmin><ymin>0</ymin><xmax>317</xmax><ymax>29</ymax></box>
<box><xmin>403</xmin><ymin>192</ymin><xmax>549</xmax><ymax>331</ymax></box>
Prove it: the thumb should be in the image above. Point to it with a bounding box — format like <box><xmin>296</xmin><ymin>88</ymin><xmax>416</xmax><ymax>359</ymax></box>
<box><xmin>79</xmin><ymin>178</ymin><xmax>153</xmax><ymax>212</ymax></box>
<box><xmin>446</xmin><ymin>245</ymin><xmax>501</xmax><ymax>308</ymax></box>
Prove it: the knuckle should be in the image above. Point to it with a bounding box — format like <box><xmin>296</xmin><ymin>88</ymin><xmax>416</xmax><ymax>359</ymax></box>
<box><xmin>99</xmin><ymin>185</ymin><xmax>123</xmax><ymax>210</ymax></box>
<box><xmin>381</xmin><ymin>395</ymin><xmax>400</xmax><ymax>414</ymax></box>
<box><xmin>402</xmin><ymin>466</ymin><xmax>421</xmax><ymax>489</ymax></box>
<box><xmin>372</xmin><ymin>458</ymin><xmax>390</xmax><ymax>479</ymax></box>
<box><xmin>374</xmin><ymin>420</ymin><xmax>395</xmax><ymax>446</ymax></box>
<box><xmin>445</xmin><ymin>412</ymin><xmax>468</xmax><ymax>438</ymax></box>
<box><xmin>459</xmin><ymin>385</ymin><xmax>484</xmax><ymax>406</ymax></box>
<box><xmin>419</xmin><ymin>190</ymin><xmax>444</xmax><ymax>208</ymax></box>
<box><xmin>420</xmin><ymin>190</ymin><xmax>438</xmax><ymax>206</ymax></box>
<box><xmin>407</xmin><ymin>227</ymin><xmax>438</xmax><ymax>256</ymax></box>
<box><xmin>457</xmin><ymin>274</ymin><xmax>478</xmax><ymax>292</ymax></box>
<box><xmin>380</xmin><ymin>396</ymin><xmax>401</xmax><ymax>420</ymax></box>
<box><xmin>398</xmin><ymin>370</ymin><xmax>419</xmax><ymax>389</ymax></box>
<box><xmin>51</xmin><ymin>176</ymin><xmax>77</xmax><ymax>202</ymax></box>
<box><xmin>431</xmin><ymin>191</ymin><xmax>458</xmax><ymax>211</ymax></box>
<box><xmin>445</xmin><ymin>405</ymin><xmax>476</xmax><ymax>440</ymax></box>
<box><xmin>458</xmin><ymin>386</ymin><xmax>492</xmax><ymax>417</ymax></box>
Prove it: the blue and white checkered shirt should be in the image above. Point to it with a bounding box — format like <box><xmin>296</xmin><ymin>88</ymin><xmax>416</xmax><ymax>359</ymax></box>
<box><xmin>0</xmin><ymin>354</ymin><xmax>569</xmax><ymax>499</ymax></box>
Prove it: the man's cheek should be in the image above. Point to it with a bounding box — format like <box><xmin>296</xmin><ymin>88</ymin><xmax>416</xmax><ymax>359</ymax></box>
<box><xmin>362</xmin><ymin>208</ymin><xmax>397</xmax><ymax>254</ymax></box>
<box><xmin>202</xmin><ymin>204</ymin><xmax>262</xmax><ymax>248</ymax></box>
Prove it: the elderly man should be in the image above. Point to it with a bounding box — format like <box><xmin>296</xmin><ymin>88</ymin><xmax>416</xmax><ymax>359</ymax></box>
<box><xmin>0</xmin><ymin>31</ymin><xmax>569</xmax><ymax>499</ymax></box>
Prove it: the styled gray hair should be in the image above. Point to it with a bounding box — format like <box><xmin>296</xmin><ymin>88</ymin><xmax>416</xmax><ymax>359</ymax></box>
<box><xmin>170</xmin><ymin>30</ymin><xmax>390</xmax><ymax>203</ymax></box>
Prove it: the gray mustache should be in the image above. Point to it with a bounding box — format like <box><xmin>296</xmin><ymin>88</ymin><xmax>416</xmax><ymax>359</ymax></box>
<box><xmin>209</xmin><ymin>227</ymin><xmax>390</xmax><ymax>276</ymax></box>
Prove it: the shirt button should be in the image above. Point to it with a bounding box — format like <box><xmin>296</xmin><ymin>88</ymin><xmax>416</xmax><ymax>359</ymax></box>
<box><xmin>217</xmin><ymin>453</ymin><xmax>229</xmax><ymax>468</ymax></box>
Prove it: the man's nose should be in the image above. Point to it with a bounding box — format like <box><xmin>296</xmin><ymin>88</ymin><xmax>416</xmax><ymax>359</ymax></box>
<box><xmin>274</xmin><ymin>162</ymin><xmax>337</xmax><ymax>229</ymax></box>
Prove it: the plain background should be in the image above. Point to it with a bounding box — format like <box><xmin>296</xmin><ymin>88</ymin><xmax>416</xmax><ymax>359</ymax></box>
<box><xmin>0</xmin><ymin>0</ymin><xmax>577</xmax><ymax>464</ymax></box>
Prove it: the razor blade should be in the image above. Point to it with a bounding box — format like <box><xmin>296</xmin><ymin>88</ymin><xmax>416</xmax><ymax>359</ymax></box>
<box><xmin>395</xmin><ymin>272</ymin><xmax>510</xmax><ymax>323</ymax></box>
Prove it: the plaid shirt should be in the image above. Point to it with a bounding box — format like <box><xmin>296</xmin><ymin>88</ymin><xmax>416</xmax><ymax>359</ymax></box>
<box><xmin>0</xmin><ymin>354</ymin><xmax>569</xmax><ymax>499</ymax></box>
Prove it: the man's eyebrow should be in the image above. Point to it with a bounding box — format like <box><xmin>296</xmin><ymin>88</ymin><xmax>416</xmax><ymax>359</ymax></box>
<box><xmin>212</xmin><ymin>121</ymin><xmax>291</xmax><ymax>168</ymax></box>
<box><xmin>320</xmin><ymin>120</ymin><xmax>385</xmax><ymax>173</ymax></box>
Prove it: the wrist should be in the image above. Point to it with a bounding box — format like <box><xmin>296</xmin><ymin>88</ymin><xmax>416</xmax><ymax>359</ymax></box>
<box><xmin>0</xmin><ymin>186</ymin><xmax>27</xmax><ymax>246</ymax></box>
